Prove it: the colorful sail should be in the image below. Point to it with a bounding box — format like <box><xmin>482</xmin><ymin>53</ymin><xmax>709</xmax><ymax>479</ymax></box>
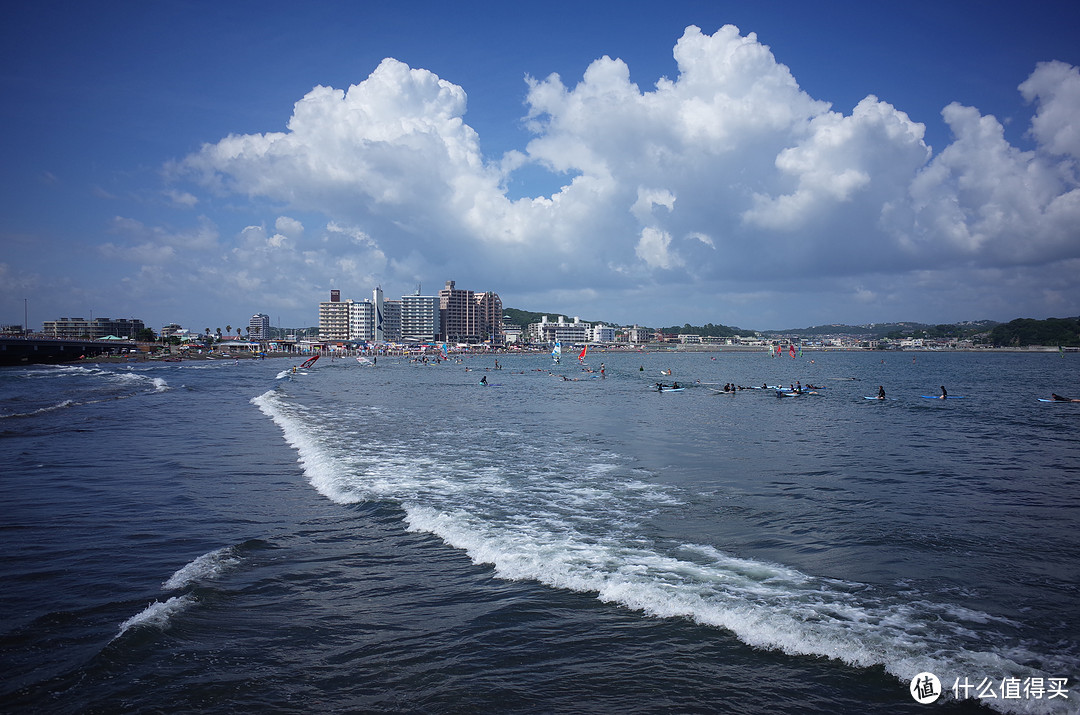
<box><xmin>578</xmin><ymin>344</ymin><xmax>588</xmax><ymax>362</ymax></box>
<box><xmin>552</xmin><ymin>341</ymin><xmax>561</xmax><ymax>357</ymax></box>
<box><xmin>789</xmin><ymin>344</ymin><xmax>796</xmax><ymax>359</ymax></box>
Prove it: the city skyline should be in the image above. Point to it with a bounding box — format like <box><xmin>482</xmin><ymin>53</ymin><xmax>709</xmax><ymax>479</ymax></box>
<box><xmin>3</xmin><ymin>2</ymin><xmax>1079</xmax><ymax>332</ymax></box>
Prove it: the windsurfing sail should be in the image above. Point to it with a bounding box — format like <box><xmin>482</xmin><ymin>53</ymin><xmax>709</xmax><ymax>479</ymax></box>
<box><xmin>552</xmin><ymin>341</ymin><xmax>561</xmax><ymax>359</ymax></box>
<box><xmin>578</xmin><ymin>345</ymin><xmax>588</xmax><ymax>362</ymax></box>
<box><xmin>441</xmin><ymin>343</ymin><xmax>449</xmax><ymax>359</ymax></box>
<box><xmin>789</xmin><ymin>344</ymin><xmax>796</xmax><ymax>359</ymax></box>
<box><xmin>300</xmin><ymin>354</ymin><xmax>319</xmax><ymax>369</ymax></box>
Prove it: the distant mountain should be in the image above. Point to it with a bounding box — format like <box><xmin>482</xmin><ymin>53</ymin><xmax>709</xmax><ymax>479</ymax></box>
<box><xmin>654</xmin><ymin>322</ymin><xmax>750</xmax><ymax>337</ymax></box>
<box><xmin>503</xmin><ymin>312</ymin><xmax>1012</xmax><ymax>340</ymax></box>
<box><xmin>988</xmin><ymin>317</ymin><xmax>1080</xmax><ymax>346</ymax></box>
<box><xmin>768</xmin><ymin>320</ymin><xmax>999</xmax><ymax>339</ymax></box>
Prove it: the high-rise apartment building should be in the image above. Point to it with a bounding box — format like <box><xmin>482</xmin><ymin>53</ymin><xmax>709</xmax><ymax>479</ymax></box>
<box><xmin>475</xmin><ymin>291</ymin><xmax>503</xmax><ymax>345</ymax></box>
<box><xmin>401</xmin><ymin>293</ymin><xmax>440</xmax><ymax>343</ymax></box>
<box><xmin>249</xmin><ymin>313</ymin><xmax>270</xmax><ymax>340</ymax></box>
<box><xmin>348</xmin><ymin>300</ymin><xmax>375</xmax><ymax>342</ymax></box>
<box><xmin>439</xmin><ymin>280</ymin><xmax>478</xmax><ymax>343</ymax></box>
<box><xmin>318</xmin><ymin>290</ymin><xmax>349</xmax><ymax>340</ymax></box>
<box><xmin>381</xmin><ymin>299</ymin><xmax>401</xmax><ymax>342</ymax></box>
<box><xmin>437</xmin><ymin>280</ymin><xmax>504</xmax><ymax>344</ymax></box>
<box><xmin>319</xmin><ymin>281</ymin><xmax>499</xmax><ymax>345</ymax></box>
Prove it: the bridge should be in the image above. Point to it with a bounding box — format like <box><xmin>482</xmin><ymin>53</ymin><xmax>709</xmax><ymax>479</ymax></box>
<box><xmin>0</xmin><ymin>337</ymin><xmax>138</xmax><ymax>366</ymax></box>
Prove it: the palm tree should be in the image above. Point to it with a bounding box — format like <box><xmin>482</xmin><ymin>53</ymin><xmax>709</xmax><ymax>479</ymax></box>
<box><xmin>226</xmin><ymin>324</ymin><xmax>232</xmax><ymax>336</ymax></box>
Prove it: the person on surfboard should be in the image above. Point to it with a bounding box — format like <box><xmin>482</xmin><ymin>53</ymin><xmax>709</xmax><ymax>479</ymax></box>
<box><xmin>940</xmin><ymin>386</ymin><xmax>948</xmax><ymax>399</ymax></box>
<box><xmin>1051</xmin><ymin>393</ymin><xmax>1080</xmax><ymax>402</ymax></box>
<box><xmin>877</xmin><ymin>386</ymin><xmax>886</xmax><ymax>400</ymax></box>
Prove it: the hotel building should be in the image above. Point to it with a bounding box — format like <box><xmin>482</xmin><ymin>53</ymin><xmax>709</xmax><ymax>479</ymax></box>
<box><xmin>42</xmin><ymin>317</ymin><xmax>146</xmax><ymax>339</ymax></box>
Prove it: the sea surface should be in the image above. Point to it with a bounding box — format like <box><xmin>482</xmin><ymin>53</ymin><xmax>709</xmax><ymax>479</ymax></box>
<box><xmin>1</xmin><ymin>351</ymin><xmax>1077</xmax><ymax>714</ymax></box>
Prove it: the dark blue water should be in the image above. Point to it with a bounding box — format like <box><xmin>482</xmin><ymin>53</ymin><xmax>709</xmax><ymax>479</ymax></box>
<box><xmin>1</xmin><ymin>353</ymin><xmax>1077</xmax><ymax>713</ymax></box>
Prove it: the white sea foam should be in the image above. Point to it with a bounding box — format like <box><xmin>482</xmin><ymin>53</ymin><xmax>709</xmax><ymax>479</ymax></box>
<box><xmin>252</xmin><ymin>391</ymin><xmax>362</xmax><ymax>504</ymax></box>
<box><xmin>163</xmin><ymin>545</ymin><xmax>241</xmax><ymax>591</ymax></box>
<box><xmin>402</xmin><ymin>504</ymin><xmax>1070</xmax><ymax>714</ymax></box>
<box><xmin>256</xmin><ymin>384</ymin><xmax>1076</xmax><ymax>715</ymax></box>
<box><xmin>115</xmin><ymin>595</ymin><xmax>194</xmax><ymax>638</ymax></box>
<box><xmin>0</xmin><ymin>399</ymin><xmax>76</xmax><ymax>419</ymax></box>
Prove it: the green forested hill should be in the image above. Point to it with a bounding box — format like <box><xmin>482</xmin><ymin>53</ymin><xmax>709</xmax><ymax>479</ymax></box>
<box><xmin>988</xmin><ymin>317</ymin><xmax>1080</xmax><ymax>346</ymax></box>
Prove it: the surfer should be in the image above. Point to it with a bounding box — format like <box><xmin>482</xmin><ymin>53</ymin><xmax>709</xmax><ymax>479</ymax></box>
<box><xmin>1051</xmin><ymin>393</ymin><xmax>1080</xmax><ymax>402</ymax></box>
<box><xmin>877</xmin><ymin>385</ymin><xmax>886</xmax><ymax>400</ymax></box>
<box><xmin>480</xmin><ymin>375</ymin><xmax>487</xmax><ymax>386</ymax></box>
<box><xmin>940</xmin><ymin>386</ymin><xmax>948</xmax><ymax>399</ymax></box>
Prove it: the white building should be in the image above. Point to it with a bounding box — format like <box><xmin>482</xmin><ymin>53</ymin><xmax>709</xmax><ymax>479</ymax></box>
<box><xmin>348</xmin><ymin>300</ymin><xmax>375</xmax><ymax>342</ymax></box>
<box><xmin>591</xmin><ymin>324</ymin><xmax>615</xmax><ymax>343</ymax></box>
<box><xmin>249</xmin><ymin>313</ymin><xmax>270</xmax><ymax>341</ymax></box>
<box><xmin>621</xmin><ymin>325</ymin><xmax>649</xmax><ymax>344</ymax></box>
<box><xmin>401</xmin><ymin>294</ymin><xmax>440</xmax><ymax>343</ymax></box>
<box><xmin>528</xmin><ymin>315</ymin><xmax>591</xmax><ymax>345</ymax></box>
<box><xmin>318</xmin><ymin>290</ymin><xmax>349</xmax><ymax>341</ymax></box>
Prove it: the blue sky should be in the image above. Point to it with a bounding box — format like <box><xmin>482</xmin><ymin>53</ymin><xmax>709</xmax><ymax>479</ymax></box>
<box><xmin>3</xmin><ymin>0</ymin><xmax>1079</xmax><ymax>332</ymax></box>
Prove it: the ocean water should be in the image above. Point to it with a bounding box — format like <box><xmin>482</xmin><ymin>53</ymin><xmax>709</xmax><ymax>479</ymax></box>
<box><xmin>1</xmin><ymin>352</ymin><xmax>1077</xmax><ymax>714</ymax></box>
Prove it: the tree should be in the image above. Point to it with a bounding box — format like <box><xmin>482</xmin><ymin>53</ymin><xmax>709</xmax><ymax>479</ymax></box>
<box><xmin>226</xmin><ymin>324</ymin><xmax>232</xmax><ymax>336</ymax></box>
<box><xmin>136</xmin><ymin>327</ymin><xmax>157</xmax><ymax>342</ymax></box>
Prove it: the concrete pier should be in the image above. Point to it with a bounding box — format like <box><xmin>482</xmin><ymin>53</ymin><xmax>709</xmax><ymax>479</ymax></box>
<box><xmin>0</xmin><ymin>337</ymin><xmax>137</xmax><ymax>366</ymax></box>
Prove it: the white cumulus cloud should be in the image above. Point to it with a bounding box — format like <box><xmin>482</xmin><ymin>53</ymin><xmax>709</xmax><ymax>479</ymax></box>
<box><xmin>167</xmin><ymin>24</ymin><xmax>1080</xmax><ymax>326</ymax></box>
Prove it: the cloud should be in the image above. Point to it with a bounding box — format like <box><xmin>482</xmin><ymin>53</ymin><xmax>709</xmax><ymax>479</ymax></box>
<box><xmin>164</xmin><ymin>189</ymin><xmax>198</xmax><ymax>207</ymax></box>
<box><xmin>1020</xmin><ymin>60</ymin><xmax>1080</xmax><ymax>158</ymax></box>
<box><xmin>274</xmin><ymin>215</ymin><xmax>304</xmax><ymax>238</ymax></box>
<box><xmin>168</xmin><ymin>25</ymin><xmax>1080</xmax><ymax>326</ymax></box>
